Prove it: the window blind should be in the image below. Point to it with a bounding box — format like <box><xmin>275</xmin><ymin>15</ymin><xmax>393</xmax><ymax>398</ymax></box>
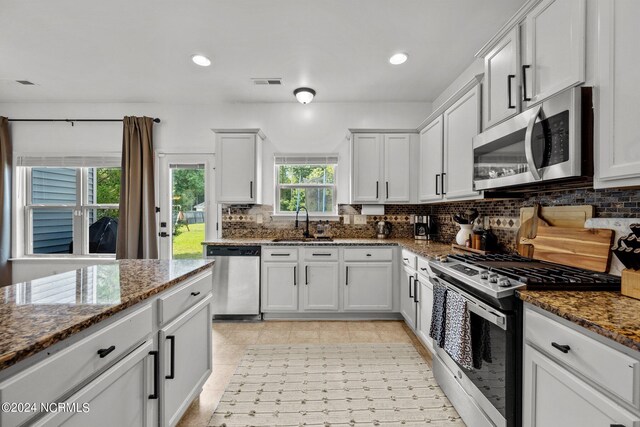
<box><xmin>274</xmin><ymin>154</ymin><xmax>339</xmax><ymax>165</ymax></box>
<box><xmin>16</xmin><ymin>155</ymin><xmax>121</xmax><ymax>168</ymax></box>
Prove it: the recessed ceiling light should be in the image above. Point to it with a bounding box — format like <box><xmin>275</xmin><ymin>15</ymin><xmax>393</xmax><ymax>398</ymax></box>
<box><xmin>389</xmin><ymin>53</ymin><xmax>408</xmax><ymax>65</ymax></box>
<box><xmin>294</xmin><ymin>87</ymin><xmax>316</xmax><ymax>104</ymax></box>
<box><xmin>191</xmin><ymin>54</ymin><xmax>211</xmax><ymax>67</ymax></box>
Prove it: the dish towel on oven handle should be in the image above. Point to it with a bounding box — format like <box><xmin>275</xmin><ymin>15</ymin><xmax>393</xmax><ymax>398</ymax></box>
<box><xmin>444</xmin><ymin>290</ymin><xmax>474</xmax><ymax>370</ymax></box>
<box><xmin>429</xmin><ymin>280</ymin><xmax>447</xmax><ymax>348</ymax></box>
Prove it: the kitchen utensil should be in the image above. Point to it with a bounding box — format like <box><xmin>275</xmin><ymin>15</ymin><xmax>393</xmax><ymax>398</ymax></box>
<box><xmin>376</xmin><ymin>221</ymin><xmax>391</xmax><ymax>239</ymax></box>
<box><xmin>453</xmin><ymin>214</ymin><xmax>468</xmax><ymax>225</ymax></box>
<box><xmin>520</xmin><ymin>225</ymin><xmax>615</xmax><ymax>272</ymax></box>
<box><xmin>520</xmin><ymin>205</ymin><xmax>594</xmax><ymax>229</ymax></box>
<box><xmin>464</xmin><ymin>208</ymin><xmax>479</xmax><ymax>223</ymax></box>
<box><xmin>481</xmin><ymin>228</ymin><xmax>498</xmax><ymax>251</ymax></box>
<box><xmin>622</xmin><ymin>269</ymin><xmax>640</xmax><ymax>300</ymax></box>
<box><xmin>517</xmin><ymin>204</ymin><xmax>549</xmax><ymax>257</ymax></box>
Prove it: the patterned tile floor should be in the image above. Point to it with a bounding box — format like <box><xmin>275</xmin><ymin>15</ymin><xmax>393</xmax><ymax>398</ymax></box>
<box><xmin>177</xmin><ymin>320</ymin><xmax>433</xmax><ymax>426</ymax></box>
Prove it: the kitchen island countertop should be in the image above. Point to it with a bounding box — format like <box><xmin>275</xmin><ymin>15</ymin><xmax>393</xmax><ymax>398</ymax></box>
<box><xmin>0</xmin><ymin>259</ymin><xmax>214</xmax><ymax>371</ymax></box>
<box><xmin>517</xmin><ymin>290</ymin><xmax>640</xmax><ymax>352</ymax></box>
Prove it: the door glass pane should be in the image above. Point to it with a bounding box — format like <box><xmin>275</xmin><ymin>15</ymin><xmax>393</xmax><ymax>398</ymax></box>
<box><xmin>32</xmin><ymin>209</ymin><xmax>74</xmax><ymax>254</ymax></box>
<box><xmin>171</xmin><ymin>165</ymin><xmax>205</xmax><ymax>259</ymax></box>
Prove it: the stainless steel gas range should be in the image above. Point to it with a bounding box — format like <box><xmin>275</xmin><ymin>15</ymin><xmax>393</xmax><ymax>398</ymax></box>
<box><xmin>428</xmin><ymin>253</ymin><xmax>621</xmax><ymax>427</ymax></box>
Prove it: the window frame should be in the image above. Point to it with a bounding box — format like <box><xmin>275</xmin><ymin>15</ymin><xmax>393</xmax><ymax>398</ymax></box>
<box><xmin>23</xmin><ymin>166</ymin><xmax>120</xmax><ymax>257</ymax></box>
<box><xmin>273</xmin><ymin>156</ymin><xmax>338</xmax><ymax>217</ymax></box>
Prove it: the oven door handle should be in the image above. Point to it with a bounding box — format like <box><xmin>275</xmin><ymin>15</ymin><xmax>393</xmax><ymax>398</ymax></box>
<box><xmin>524</xmin><ymin>105</ymin><xmax>542</xmax><ymax>181</ymax></box>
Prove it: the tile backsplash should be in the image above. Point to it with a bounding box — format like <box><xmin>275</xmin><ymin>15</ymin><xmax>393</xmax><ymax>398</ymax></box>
<box><xmin>221</xmin><ymin>186</ymin><xmax>640</xmax><ymax>252</ymax></box>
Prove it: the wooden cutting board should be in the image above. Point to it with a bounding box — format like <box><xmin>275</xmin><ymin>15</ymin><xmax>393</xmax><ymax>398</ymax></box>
<box><xmin>519</xmin><ymin>224</ymin><xmax>615</xmax><ymax>272</ymax></box>
<box><xmin>520</xmin><ymin>205</ymin><xmax>594</xmax><ymax>229</ymax></box>
<box><xmin>517</xmin><ymin>204</ymin><xmax>548</xmax><ymax>257</ymax></box>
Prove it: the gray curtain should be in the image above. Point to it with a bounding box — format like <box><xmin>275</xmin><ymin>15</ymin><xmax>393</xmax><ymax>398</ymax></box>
<box><xmin>116</xmin><ymin>116</ymin><xmax>158</xmax><ymax>259</ymax></box>
<box><xmin>0</xmin><ymin>117</ymin><xmax>12</xmax><ymax>285</ymax></box>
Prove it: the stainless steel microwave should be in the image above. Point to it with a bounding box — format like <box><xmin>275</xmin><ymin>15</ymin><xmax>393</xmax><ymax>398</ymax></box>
<box><xmin>473</xmin><ymin>87</ymin><xmax>583</xmax><ymax>190</ymax></box>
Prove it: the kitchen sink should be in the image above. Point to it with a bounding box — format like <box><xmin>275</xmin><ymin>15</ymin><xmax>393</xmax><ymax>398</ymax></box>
<box><xmin>271</xmin><ymin>237</ymin><xmax>334</xmax><ymax>243</ymax></box>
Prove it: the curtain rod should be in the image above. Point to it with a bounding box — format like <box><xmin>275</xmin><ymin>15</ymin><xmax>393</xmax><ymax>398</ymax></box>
<box><xmin>7</xmin><ymin>118</ymin><xmax>161</xmax><ymax>124</ymax></box>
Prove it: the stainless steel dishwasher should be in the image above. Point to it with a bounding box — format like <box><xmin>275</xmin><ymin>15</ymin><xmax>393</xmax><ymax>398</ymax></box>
<box><xmin>205</xmin><ymin>245</ymin><xmax>261</xmax><ymax>319</ymax></box>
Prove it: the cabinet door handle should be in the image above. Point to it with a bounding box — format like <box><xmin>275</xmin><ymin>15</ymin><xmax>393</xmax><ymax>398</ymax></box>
<box><xmin>190</xmin><ymin>291</ymin><xmax>201</xmax><ymax>297</ymax></box>
<box><xmin>551</xmin><ymin>342</ymin><xmax>570</xmax><ymax>354</ymax></box>
<box><xmin>507</xmin><ymin>74</ymin><xmax>516</xmax><ymax>109</ymax></box>
<box><xmin>293</xmin><ymin>266</ymin><xmax>297</xmax><ymax>286</ymax></box>
<box><xmin>148</xmin><ymin>350</ymin><xmax>159</xmax><ymax>399</ymax></box>
<box><xmin>435</xmin><ymin>174</ymin><xmax>440</xmax><ymax>195</ymax></box>
<box><xmin>249</xmin><ymin>181</ymin><xmax>253</xmax><ymax>199</ymax></box>
<box><xmin>97</xmin><ymin>345</ymin><xmax>116</xmax><ymax>358</ymax></box>
<box><xmin>522</xmin><ymin>65</ymin><xmax>531</xmax><ymax>102</ymax></box>
<box><xmin>403</xmin><ymin>257</ymin><xmax>410</xmax><ymax>262</ymax></box>
<box><xmin>271</xmin><ymin>253</ymin><xmax>290</xmax><ymax>257</ymax></box>
<box><xmin>610</xmin><ymin>425</ymin><xmax>626</xmax><ymax>427</ymax></box>
<box><xmin>165</xmin><ymin>335</ymin><xmax>176</xmax><ymax>379</ymax></box>
<box><xmin>442</xmin><ymin>172</ymin><xmax>447</xmax><ymax>195</ymax></box>
<box><xmin>345</xmin><ymin>266</ymin><xmax>349</xmax><ymax>285</ymax></box>
<box><xmin>375</xmin><ymin>181</ymin><xmax>379</xmax><ymax>199</ymax></box>
<box><xmin>409</xmin><ymin>276</ymin><xmax>414</xmax><ymax>299</ymax></box>
<box><xmin>305</xmin><ymin>265</ymin><xmax>309</xmax><ymax>285</ymax></box>
<box><xmin>386</xmin><ymin>181</ymin><xmax>389</xmax><ymax>199</ymax></box>
<box><xmin>414</xmin><ymin>278</ymin><xmax>419</xmax><ymax>303</ymax></box>
<box><xmin>312</xmin><ymin>253</ymin><xmax>332</xmax><ymax>256</ymax></box>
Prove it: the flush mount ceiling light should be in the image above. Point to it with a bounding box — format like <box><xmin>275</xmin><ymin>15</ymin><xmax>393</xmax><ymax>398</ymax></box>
<box><xmin>389</xmin><ymin>52</ymin><xmax>408</xmax><ymax>65</ymax></box>
<box><xmin>191</xmin><ymin>54</ymin><xmax>211</xmax><ymax>67</ymax></box>
<box><xmin>293</xmin><ymin>87</ymin><xmax>316</xmax><ymax>104</ymax></box>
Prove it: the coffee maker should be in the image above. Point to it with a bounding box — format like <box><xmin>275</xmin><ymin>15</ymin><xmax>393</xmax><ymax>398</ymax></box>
<box><xmin>413</xmin><ymin>215</ymin><xmax>435</xmax><ymax>240</ymax></box>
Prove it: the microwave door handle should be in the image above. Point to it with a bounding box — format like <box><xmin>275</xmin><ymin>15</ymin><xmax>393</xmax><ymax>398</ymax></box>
<box><xmin>524</xmin><ymin>105</ymin><xmax>542</xmax><ymax>181</ymax></box>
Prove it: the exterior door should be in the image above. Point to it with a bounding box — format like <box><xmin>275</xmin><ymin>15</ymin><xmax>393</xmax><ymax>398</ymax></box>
<box><xmin>157</xmin><ymin>154</ymin><xmax>216</xmax><ymax>260</ymax></box>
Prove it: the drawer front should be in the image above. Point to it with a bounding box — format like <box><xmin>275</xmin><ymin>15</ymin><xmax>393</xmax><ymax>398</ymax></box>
<box><xmin>0</xmin><ymin>305</ymin><xmax>152</xmax><ymax>427</ymax></box>
<box><xmin>262</xmin><ymin>247</ymin><xmax>299</xmax><ymax>261</ymax></box>
<box><xmin>525</xmin><ymin>307</ymin><xmax>639</xmax><ymax>406</ymax></box>
<box><xmin>158</xmin><ymin>271</ymin><xmax>212</xmax><ymax>325</ymax></box>
<box><xmin>303</xmin><ymin>247</ymin><xmax>339</xmax><ymax>261</ymax></box>
<box><xmin>401</xmin><ymin>249</ymin><xmax>417</xmax><ymax>270</ymax></box>
<box><xmin>417</xmin><ymin>256</ymin><xmax>433</xmax><ymax>276</ymax></box>
<box><xmin>343</xmin><ymin>247</ymin><xmax>393</xmax><ymax>262</ymax></box>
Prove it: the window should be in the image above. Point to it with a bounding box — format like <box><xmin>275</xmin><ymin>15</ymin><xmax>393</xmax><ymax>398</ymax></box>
<box><xmin>18</xmin><ymin>157</ymin><xmax>121</xmax><ymax>256</ymax></box>
<box><xmin>274</xmin><ymin>155</ymin><xmax>338</xmax><ymax>215</ymax></box>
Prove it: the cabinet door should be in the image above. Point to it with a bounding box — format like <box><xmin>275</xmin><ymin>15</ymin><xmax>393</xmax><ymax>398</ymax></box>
<box><xmin>343</xmin><ymin>263</ymin><xmax>392</xmax><ymax>311</ymax></box>
<box><xmin>523</xmin><ymin>344</ymin><xmax>640</xmax><ymax>427</ymax></box>
<box><xmin>215</xmin><ymin>134</ymin><xmax>256</xmax><ymax>203</ymax></box>
<box><xmin>383</xmin><ymin>134</ymin><xmax>411</xmax><ymax>203</ymax></box>
<box><xmin>443</xmin><ymin>84</ymin><xmax>482</xmax><ymax>200</ymax></box>
<box><xmin>351</xmin><ymin>134</ymin><xmax>382</xmax><ymax>203</ymax></box>
<box><xmin>261</xmin><ymin>262</ymin><xmax>299</xmax><ymax>312</ymax></box>
<box><xmin>595</xmin><ymin>0</ymin><xmax>640</xmax><ymax>188</ymax></box>
<box><xmin>160</xmin><ymin>296</ymin><xmax>212</xmax><ymax>427</ymax></box>
<box><xmin>400</xmin><ymin>267</ymin><xmax>417</xmax><ymax>330</ymax></box>
<box><xmin>418</xmin><ymin>117</ymin><xmax>444</xmax><ymax>202</ymax></box>
<box><xmin>301</xmin><ymin>262</ymin><xmax>339</xmax><ymax>311</ymax></box>
<box><xmin>34</xmin><ymin>342</ymin><xmax>155</xmax><ymax>427</ymax></box>
<box><xmin>483</xmin><ymin>27</ymin><xmax>520</xmax><ymax>129</ymax></box>
<box><xmin>523</xmin><ymin>0</ymin><xmax>586</xmax><ymax>107</ymax></box>
<box><xmin>416</xmin><ymin>277</ymin><xmax>434</xmax><ymax>352</ymax></box>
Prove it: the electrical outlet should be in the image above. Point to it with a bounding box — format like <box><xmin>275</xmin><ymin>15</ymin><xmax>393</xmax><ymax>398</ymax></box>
<box><xmin>342</xmin><ymin>215</ymin><xmax>350</xmax><ymax>224</ymax></box>
<box><xmin>354</xmin><ymin>215</ymin><xmax>367</xmax><ymax>225</ymax></box>
<box><xmin>256</xmin><ymin>214</ymin><xmax>263</xmax><ymax>224</ymax></box>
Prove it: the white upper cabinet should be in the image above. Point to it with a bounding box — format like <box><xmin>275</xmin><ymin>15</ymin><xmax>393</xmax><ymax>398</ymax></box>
<box><xmin>214</xmin><ymin>130</ymin><xmax>264</xmax><ymax>204</ymax></box>
<box><xmin>351</xmin><ymin>132</ymin><xmax>413</xmax><ymax>204</ymax></box>
<box><xmin>443</xmin><ymin>84</ymin><xmax>482</xmax><ymax>200</ymax></box>
<box><xmin>595</xmin><ymin>0</ymin><xmax>640</xmax><ymax>188</ymax></box>
<box><xmin>483</xmin><ymin>27</ymin><xmax>520</xmax><ymax>129</ymax></box>
<box><xmin>418</xmin><ymin>117</ymin><xmax>444</xmax><ymax>202</ymax></box>
<box><xmin>522</xmin><ymin>0</ymin><xmax>586</xmax><ymax>107</ymax></box>
<box><xmin>383</xmin><ymin>134</ymin><xmax>411</xmax><ymax>203</ymax></box>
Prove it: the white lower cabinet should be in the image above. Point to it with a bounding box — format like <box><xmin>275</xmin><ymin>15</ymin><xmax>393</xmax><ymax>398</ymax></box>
<box><xmin>343</xmin><ymin>262</ymin><xmax>393</xmax><ymax>311</ymax></box>
<box><xmin>523</xmin><ymin>344</ymin><xmax>639</xmax><ymax>427</ymax></box>
<box><xmin>261</xmin><ymin>262</ymin><xmax>299</xmax><ymax>312</ymax></box>
<box><xmin>416</xmin><ymin>274</ymin><xmax>434</xmax><ymax>352</ymax></box>
<box><xmin>34</xmin><ymin>341</ymin><xmax>155</xmax><ymax>427</ymax></box>
<box><xmin>400</xmin><ymin>266</ymin><xmax>417</xmax><ymax>329</ymax></box>
<box><xmin>160</xmin><ymin>296</ymin><xmax>212</xmax><ymax>427</ymax></box>
<box><xmin>302</xmin><ymin>262</ymin><xmax>339</xmax><ymax>311</ymax></box>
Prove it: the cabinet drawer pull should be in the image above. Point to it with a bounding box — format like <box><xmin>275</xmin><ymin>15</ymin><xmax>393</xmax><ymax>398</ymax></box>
<box><xmin>148</xmin><ymin>350</ymin><xmax>159</xmax><ymax>399</ymax></box>
<box><xmin>366</xmin><ymin>253</ymin><xmax>372</xmax><ymax>257</ymax></box>
<box><xmin>420</xmin><ymin>267</ymin><xmax>428</xmax><ymax>271</ymax></box>
<box><xmin>270</xmin><ymin>253</ymin><xmax>290</xmax><ymax>257</ymax></box>
<box><xmin>190</xmin><ymin>291</ymin><xmax>201</xmax><ymax>297</ymax></box>
<box><xmin>403</xmin><ymin>258</ymin><xmax>410</xmax><ymax>262</ymax></box>
<box><xmin>312</xmin><ymin>253</ymin><xmax>332</xmax><ymax>256</ymax></box>
<box><xmin>97</xmin><ymin>345</ymin><xmax>116</xmax><ymax>358</ymax></box>
<box><xmin>166</xmin><ymin>335</ymin><xmax>176</xmax><ymax>379</ymax></box>
<box><xmin>551</xmin><ymin>342</ymin><xmax>570</xmax><ymax>354</ymax></box>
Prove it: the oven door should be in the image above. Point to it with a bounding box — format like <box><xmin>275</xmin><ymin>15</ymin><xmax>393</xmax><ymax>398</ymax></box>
<box><xmin>431</xmin><ymin>277</ymin><xmax>515</xmax><ymax>427</ymax></box>
<box><xmin>473</xmin><ymin>87</ymin><xmax>581</xmax><ymax>190</ymax></box>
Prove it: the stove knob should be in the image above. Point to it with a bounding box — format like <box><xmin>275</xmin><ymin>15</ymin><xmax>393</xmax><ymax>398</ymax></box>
<box><xmin>498</xmin><ymin>279</ymin><xmax>512</xmax><ymax>288</ymax></box>
<box><xmin>479</xmin><ymin>271</ymin><xmax>489</xmax><ymax>280</ymax></box>
<box><xmin>489</xmin><ymin>274</ymin><xmax>499</xmax><ymax>283</ymax></box>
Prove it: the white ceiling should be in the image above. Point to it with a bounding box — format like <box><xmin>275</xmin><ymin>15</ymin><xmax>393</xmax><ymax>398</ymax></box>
<box><xmin>0</xmin><ymin>0</ymin><xmax>526</xmax><ymax>104</ymax></box>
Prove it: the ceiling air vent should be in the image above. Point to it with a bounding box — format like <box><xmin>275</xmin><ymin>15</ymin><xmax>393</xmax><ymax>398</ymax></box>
<box><xmin>251</xmin><ymin>78</ymin><xmax>283</xmax><ymax>86</ymax></box>
<box><xmin>16</xmin><ymin>80</ymin><xmax>35</xmax><ymax>85</ymax></box>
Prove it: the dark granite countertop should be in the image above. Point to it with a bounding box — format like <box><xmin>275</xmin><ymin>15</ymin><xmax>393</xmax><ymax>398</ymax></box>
<box><xmin>518</xmin><ymin>290</ymin><xmax>640</xmax><ymax>352</ymax></box>
<box><xmin>202</xmin><ymin>238</ymin><xmax>455</xmax><ymax>260</ymax></box>
<box><xmin>0</xmin><ymin>259</ymin><xmax>214</xmax><ymax>371</ymax></box>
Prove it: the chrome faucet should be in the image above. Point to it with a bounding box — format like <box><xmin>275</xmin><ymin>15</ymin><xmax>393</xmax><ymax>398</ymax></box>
<box><xmin>295</xmin><ymin>206</ymin><xmax>310</xmax><ymax>238</ymax></box>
